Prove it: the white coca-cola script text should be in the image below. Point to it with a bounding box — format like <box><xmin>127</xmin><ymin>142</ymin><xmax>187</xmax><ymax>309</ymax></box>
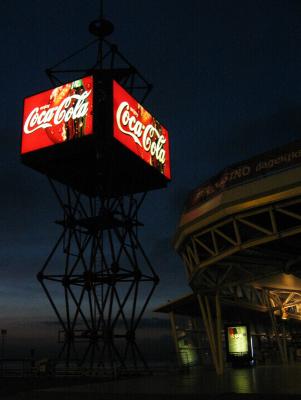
<box><xmin>116</xmin><ymin>101</ymin><xmax>166</xmax><ymax>164</ymax></box>
<box><xmin>24</xmin><ymin>91</ymin><xmax>91</xmax><ymax>134</ymax></box>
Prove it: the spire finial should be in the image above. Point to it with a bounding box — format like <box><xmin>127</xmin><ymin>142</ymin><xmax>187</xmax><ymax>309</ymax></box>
<box><xmin>100</xmin><ymin>0</ymin><xmax>104</xmax><ymax>18</ymax></box>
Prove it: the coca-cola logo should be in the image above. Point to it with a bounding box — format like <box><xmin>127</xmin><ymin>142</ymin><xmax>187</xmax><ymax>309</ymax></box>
<box><xmin>24</xmin><ymin>90</ymin><xmax>91</xmax><ymax>135</ymax></box>
<box><xmin>116</xmin><ymin>101</ymin><xmax>166</xmax><ymax>164</ymax></box>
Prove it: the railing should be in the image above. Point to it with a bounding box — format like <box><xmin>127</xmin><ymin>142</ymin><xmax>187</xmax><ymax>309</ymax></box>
<box><xmin>0</xmin><ymin>359</ymin><xmax>35</xmax><ymax>377</ymax></box>
<box><xmin>0</xmin><ymin>350</ymin><xmax>200</xmax><ymax>378</ymax></box>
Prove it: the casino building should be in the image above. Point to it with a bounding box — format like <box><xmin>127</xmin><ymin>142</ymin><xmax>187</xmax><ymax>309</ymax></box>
<box><xmin>155</xmin><ymin>140</ymin><xmax>301</xmax><ymax>374</ymax></box>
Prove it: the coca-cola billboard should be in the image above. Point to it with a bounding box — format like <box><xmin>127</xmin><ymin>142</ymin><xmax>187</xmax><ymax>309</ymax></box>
<box><xmin>22</xmin><ymin>76</ymin><xmax>93</xmax><ymax>154</ymax></box>
<box><xmin>113</xmin><ymin>80</ymin><xmax>171</xmax><ymax>180</ymax></box>
<box><xmin>21</xmin><ymin>75</ymin><xmax>170</xmax><ymax>195</ymax></box>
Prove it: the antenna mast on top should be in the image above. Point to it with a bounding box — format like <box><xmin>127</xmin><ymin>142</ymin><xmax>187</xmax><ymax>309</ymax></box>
<box><xmin>46</xmin><ymin>0</ymin><xmax>152</xmax><ymax>103</ymax></box>
<box><xmin>100</xmin><ymin>0</ymin><xmax>104</xmax><ymax>18</ymax></box>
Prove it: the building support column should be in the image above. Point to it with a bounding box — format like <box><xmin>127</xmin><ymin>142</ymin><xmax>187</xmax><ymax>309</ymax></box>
<box><xmin>197</xmin><ymin>293</ymin><xmax>224</xmax><ymax>375</ymax></box>
<box><xmin>264</xmin><ymin>289</ymin><xmax>288</xmax><ymax>363</ymax></box>
<box><xmin>281</xmin><ymin>322</ymin><xmax>288</xmax><ymax>363</ymax></box>
<box><xmin>169</xmin><ymin>311</ymin><xmax>181</xmax><ymax>367</ymax></box>
<box><xmin>215</xmin><ymin>292</ymin><xmax>224</xmax><ymax>374</ymax></box>
<box><xmin>191</xmin><ymin>317</ymin><xmax>202</xmax><ymax>361</ymax></box>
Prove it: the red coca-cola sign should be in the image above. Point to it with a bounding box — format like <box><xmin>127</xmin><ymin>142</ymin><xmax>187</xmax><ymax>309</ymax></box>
<box><xmin>21</xmin><ymin>76</ymin><xmax>93</xmax><ymax>154</ymax></box>
<box><xmin>113</xmin><ymin>81</ymin><xmax>171</xmax><ymax>179</ymax></box>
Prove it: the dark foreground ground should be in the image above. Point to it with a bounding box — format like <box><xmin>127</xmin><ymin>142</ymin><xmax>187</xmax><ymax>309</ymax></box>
<box><xmin>4</xmin><ymin>365</ymin><xmax>301</xmax><ymax>400</ymax></box>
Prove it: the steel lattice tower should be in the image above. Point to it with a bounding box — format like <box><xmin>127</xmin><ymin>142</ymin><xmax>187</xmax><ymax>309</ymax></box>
<box><xmin>38</xmin><ymin>182</ymin><xmax>159</xmax><ymax>370</ymax></box>
<box><xmin>21</xmin><ymin>17</ymin><xmax>169</xmax><ymax>373</ymax></box>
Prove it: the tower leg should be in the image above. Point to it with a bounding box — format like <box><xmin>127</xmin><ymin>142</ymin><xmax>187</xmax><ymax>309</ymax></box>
<box><xmin>197</xmin><ymin>294</ymin><xmax>224</xmax><ymax>375</ymax></box>
<box><xmin>38</xmin><ymin>182</ymin><xmax>159</xmax><ymax>373</ymax></box>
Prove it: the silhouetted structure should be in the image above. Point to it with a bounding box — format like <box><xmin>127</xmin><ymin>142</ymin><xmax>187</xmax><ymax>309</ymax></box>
<box><xmin>170</xmin><ymin>141</ymin><xmax>301</xmax><ymax>374</ymax></box>
<box><xmin>21</xmin><ymin>17</ymin><xmax>170</xmax><ymax>373</ymax></box>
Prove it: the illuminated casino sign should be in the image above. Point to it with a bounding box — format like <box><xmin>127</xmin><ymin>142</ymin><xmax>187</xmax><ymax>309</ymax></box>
<box><xmin>186</xmin><ymin>140</ymin><xmax>301</xmax><ymax>211</ymax></box>
<box><xmin>113</xmin><ymin>80</ymin><xmax>171</xmax><ymax>180</ymax></box>
<box><xmin>22</xmin><ymin>76</ymin><xmax>93</xmax><ymax>154</ymax></box>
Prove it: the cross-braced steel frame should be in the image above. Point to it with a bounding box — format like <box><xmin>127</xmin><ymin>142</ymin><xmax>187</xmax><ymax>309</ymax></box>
<box><xmin>37</xmin><ymin>179</ymin><xmax>159</xmax><ymax>371</ymax></box>
<box><xmin>46</xmin><ymin>29</ymin><xmax>152</xmax><ymax>104</ymax></box>
<box><xmin>178</xmin><ymin>195</ymin><xmax>301</xmax><ymax>373</ymax></box>
<box><xmin>180</xmin><ymin>196</ymin><xmax>301</xmax><ymax>289</ymax></box>
<box><xmin>34</xmin><ymin>18</ymin><xmax>161</xmax><ymax>373</ymax></box>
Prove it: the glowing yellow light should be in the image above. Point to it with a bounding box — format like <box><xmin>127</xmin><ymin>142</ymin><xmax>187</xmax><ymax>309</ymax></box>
<box><xmin>281</xmin><ymin>309</ymin><xmax>288</xmax><ymax>320</ymax></box>
<box><xmin>228</xmin><ymin>326</ymin><xmax>248</xmax><ymax>354</ymax></box>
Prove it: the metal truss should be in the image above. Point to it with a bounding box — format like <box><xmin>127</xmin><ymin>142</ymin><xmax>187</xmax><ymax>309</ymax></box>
<box><xmin>46</xmin><ymin>26</ymin><xmax>152</xmax><ymax>103</ymax></box>
<box><xmin>214</xmin><ymin>279</ymin><xmax>301</xmax><ymax>321</ymax></box>
<box><xmin>178</xmin><ymin>195</ymin><xmax>301</xmax><ymax>372</ymax></box>
<box><xmin>33</xmin><ymin>17</ymin><xmax>160</xmax><ymax>374</ymax></box>
<box><xmin>196</xmin><ymin>285</ymin><xmax>291</xmax><ymax>369</ymax></box>
<box><xmin>37</xmin><ymin>179</ymin><xmax>159</xmax><ymax>372</ymax></box>
<box><xmin>269</xmin><ymin>289</ymin><xmax>301</xmax><ymax>320</ymax></box>
<box><xmin>180</xmin><ymin>196</ymin><xmax>301</xmax><ymax>291</ymax></box>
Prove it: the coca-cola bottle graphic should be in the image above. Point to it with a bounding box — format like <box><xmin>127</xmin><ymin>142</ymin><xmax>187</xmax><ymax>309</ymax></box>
<box><xmin>150</xmin><ymin>119</ymin><xmax>165</xmax><ymax>175</ymax></box>
<box><xmin>45</xmin><ymin>79</ymin><xmax>90</xmax><ymax>144</ymax></box>
<box><xmin>137</xmin><ymin>104</ymin><xmax>165</xmax><ymax>174</ymax></box>
<box><xmin>46</xmin><ymin>83</ymin><xmax>72</xmax><ymax>144</ymax></box>
<box><xmin>66</xmin><ymin>79</ymin><xmax>87</xmax><ymax>140</ymax></box>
